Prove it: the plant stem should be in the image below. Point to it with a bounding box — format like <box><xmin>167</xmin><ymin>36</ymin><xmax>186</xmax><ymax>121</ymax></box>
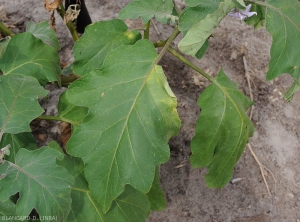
<box><xmin>0</xmin><ymin>22</ymin><xmax>13</xmax><ymax>36</ymax></box>
<box><xmin>154</xmin><ymin>39</ymin><xmax>168</xmax><ymax>48</ymax></box>
<box><xmin>156</xmin><ymin>26</ymin><xmax>180</xmax><ymax>63</ymax></box>
<box><xmin>167</xmin><ymin>47</ymin><xmax>214</xmax><ymax>83</ymax></box>
<box><xmin>56</xmin><ymin>3</ymin><xmax>79</xmax><ymax>41</ymax></box>
<box><xmin>144</xmin><ymin>21</ymin><xmax>150</xmax><ymax>39</ymax></box>
<box><xmin>172</xmin><ymin>0</ymin><xmax>181</xmax><ymax>15</ymax></box>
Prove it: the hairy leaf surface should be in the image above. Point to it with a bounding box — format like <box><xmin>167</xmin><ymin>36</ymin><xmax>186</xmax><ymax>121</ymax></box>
<box><xmin>0</xmin><ymin>33</ymin><xmax>60</xmax><ymax>85</ymax></box>
<box><xmin>0</xmin><ymin>147</ymin><xmax>74</xmax><ymax>221</ymax></box>
<box><xmin>191</xmin><ymin>70</ymin><xmax>254</xmax><ymax>188</ymax></box>
<box><xmin>26</xmin><ymin>21</ymin><xmax>60</xmax><ymax>50</ymax></box>
<box><xmin>264</xmin><ymin>0</ymin><xmax>300</xmax><ymax>84</ymax></box>
<box><xmin>0</xmin><ymin>38</ymin><xmax>10</xmax><ymax>59</ymax></box>
<box><xmin>0</xmin><ymin>75</ymin><xmax>47</xmax><ymax>135</ymax></box>
<box><xmin>0</xmin><ymin>133</ymin><xmax>36</xmax><ymax>163</ymax></box>
<box><xmin>66</xmin><ymin>40</ymin><xmax>180</xmax><ymax>212</ymax></box>
<box><xmin>118</xmin><ymin>0</ymin><xmax>174</xmax><ymax>24</ymax></box>
<box><xmin>178</xmin><ymin>0</ymin><xmax>235</xmax><ymax>56</ymax></box>
<box><xmin>73</xmin><ymin>19</ymin><xmax>141</xmax><ymax>76</ymax></box>
<box><xmin>56</xmin><ymin>154</ymin><xmax>150</xmax><ymax>222</ymax></box>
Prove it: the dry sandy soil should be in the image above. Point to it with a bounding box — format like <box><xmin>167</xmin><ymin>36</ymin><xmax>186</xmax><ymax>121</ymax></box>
<box><xmin>1</xmin><ymin>0</ymin><xmax>300</xmax><ymax>221</ymax></box>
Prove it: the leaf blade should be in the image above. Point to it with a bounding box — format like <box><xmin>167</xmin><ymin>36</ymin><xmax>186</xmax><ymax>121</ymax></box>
<box><xmin>73</xmin><ymin>19</ymin><xmax>141</xmax><ymax>76</ymax></box>
<box><xmin>178</xmin><ymin>0</ymin><xmax>235</xmax><ymax>56</ymax></box>
<box><xmin>66</xmin><ymin>40</ymin><xmax>180</xmax><ymax>212</ymax></box>
<box><xmin>0</xmin><ymin>75</ymin><xmax>47</xmax><ymax>136</ymax></box>
<box><xmin>190</xmin><ymin>70</ymin><xmax>254</xmax><ymax>188</ymax></box>
<box><xmin>118</xmin><ymin>0</ymin><xmax>174</xmax><ymax>24</ymax></box>
<box><xmin>0</xmin><ymin>147</ymin><xmax>74</xmax><ymax>220</ymax></box>
<box><xmin>0</xmin><ymin>33</ymin><xmax>61</xmax><ymax>85</ymax></box>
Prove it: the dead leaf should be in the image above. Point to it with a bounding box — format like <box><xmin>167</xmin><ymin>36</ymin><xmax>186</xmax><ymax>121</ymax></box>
<box><xmin>44</xmin><ymin>0</ymin><xmax>61</xmax><ymax>12</ymax></box>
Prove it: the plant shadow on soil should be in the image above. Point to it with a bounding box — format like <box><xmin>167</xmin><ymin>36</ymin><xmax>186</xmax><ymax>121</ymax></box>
<box><xmin>2</xmin><ymin>0</ymin><xmax>300</xmax><ymax>221</ymax></box>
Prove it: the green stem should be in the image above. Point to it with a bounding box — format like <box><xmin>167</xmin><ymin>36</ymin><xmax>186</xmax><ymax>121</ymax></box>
<box><xmin>144</xmin><ymin>21</ymin><xmax>150</xmax><ymax>39</ymax></box>
<box><xmin>167</xmin><ymin>47</ymin><xmax>214</xmax><ymax>83</ymax></box>
<box><xmin>0</xmin><ymin>22</ymin><xmax>13</xmax><ymax>36</ymax></box>
<box><xmin>156</xmin><ymin>26</ymin><xmax>180</xmax><ymax>63</ymax></box>
<box><xmin>56</xmin><ymin>3</ymin><xmax>79</xmax><ymax>42</ymax></box>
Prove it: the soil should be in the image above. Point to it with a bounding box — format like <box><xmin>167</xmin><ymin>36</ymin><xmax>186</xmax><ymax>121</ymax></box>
<box><xmin>1</xmin><ymin>0</ymin><xmax>300</xmax><ymax>221</ymax></box>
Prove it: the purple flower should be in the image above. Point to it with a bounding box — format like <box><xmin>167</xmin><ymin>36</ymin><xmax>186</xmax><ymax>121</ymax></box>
<box><xmin>228</xmin><ymin>4</ymin><xmax>257</xmax><ymax>20</ymax></box>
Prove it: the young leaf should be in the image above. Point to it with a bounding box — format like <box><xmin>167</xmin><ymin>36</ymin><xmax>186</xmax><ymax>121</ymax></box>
<box><xmin>66</xmin><ymin>40</ymin><xmax>181</xmax><ymax>212</ymax></box>
<box><xmin>73</xmin><ymin>19</ymin><xmax>141</xmax><ymax>76</ymax></box>
<box><xmin>26</xmin><ymin>21</ymin><xmax>60</xmax><ymax>50</ymax></box>
<box><xmin>178</xmin><ymin>0</ymin><xmax>235</xmax><ymax>56</ymax></box>
<box><xmin>118</xmin><ymin>0</ymin><xmax>174</xmax><ymax>24</ymax></box>
<box><xmin>146</xmin><ymin>166</ymin><xmax>166</xmax><ymax>211</ymax></box>
<box><xmin>56</xmin><ymin>91</ymin><xmax>88</xmax><ymax>130</ymax></box>
<box><xmin>190</xmin><ymin>70</ymin><xmax>254</xmax><ymax>188</ymax></box>
<box><xmin>244</xmin><ymin>4</ymin><xmax>265</xmax><ymax>29</ymax></box>
<box><xmin>179</xmin><ymin>2</ymin><xmax>222</xmax><ymax>36</ymax></box>
<box><xmin>263</xmin><ymin>0</ymin><xmax>300</xmax><ymax>87</ymax></box>
<box><xmin>0</xmin><ymin>147</ymin><xmax>74</xmax><ymax>221</ymax></box>
<box><xmin>56</xmin><ymin>154</ymin><xmax>150</xmax><ymax>222</ymax></box>
<box><xmin>0</xmin><ymin>133</ymin><xmax>37</xmax><ymax>163</ymax></box>
<box><xmin>0</xmin><ymin>33</ymin><xmax>61</xmax><ymax>85</ymax></box>
<box><xmin>0</xmin><ymin>75</ymin><xmax>47</xmax><ymax>136</ymax></box>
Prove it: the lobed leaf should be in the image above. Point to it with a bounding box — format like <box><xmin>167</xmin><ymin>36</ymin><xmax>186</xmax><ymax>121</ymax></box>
<box><xmin>66</xmin><ymin>40</ymin><xmax>180</xmax><ymax>212</ymax></box>
<box><xmin>190</xmin><ymin>70</ymin><xmax>254</xmax><ymax>188</ymax></box>
<box><xmin>73</xmin><ymin>19</ymin><xmax>141</xmax><ymax>76</ymax></box>
<box><xmin>0</xmin><ymin>75</ymin><xmax>47</xmax><ymax>136</ymax></box>
<box><xmin>264</xmin><ymin>0</ymin><xmax>300</xmax><ymax>90</ymax></box>
<box><xmin>26</xmin><ymin>21</ymin><xmax>60</xmax><ymax>50</ymax></box>
<box><xmin>57</xmin><ymin>155</ymin><xmax>150</xmax><ymax>222</ymax></box>
<box><xmin>0</xmin><ymin>147</ymin><xmax>74</xmax><ymax>221</ymax></box>
<box><xmin>0</xmin><ymin>32</ymin><xmax>61</xmax><ymax>85</ymax></box>
<box><xmin>118</xmin><ymin>0</ymin><xmax>174</xmax><ymax>24</ymax></box>
<box><xmin>178</xmin><ymin>0</ymin><xmax>235</xmax><ymax>56</ymax></box>
<box><xmin>0</xmin><ymin>133</ymin><xmax>37</xmax><ymax>163</ymax></box>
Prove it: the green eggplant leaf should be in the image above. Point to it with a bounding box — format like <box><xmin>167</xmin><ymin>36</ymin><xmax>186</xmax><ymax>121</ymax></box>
<box><xmin>56</xmin><ymin>91</ymin><xmax>88</xmax><ymax>131</ymax></box>
<box><xmin>185</xmin><ymin>0</ymin><xmax>222</xmax><ymax>7</ymax></box>
<box><xmin>73</xmin><ymin>19</ymin><xmax>141</xmax><ymax>76</ymax></box>
<box><xmin>0</xmin><ymin>147</ymin><xmax>74</xmax><ymax>221</ymax></box>
<box><xmin>118</xmin><ymin>0</ymin><xmax>174</xmax><ymax>24</ymax></box>
<box><xmin>0</xmin><ymin>133</ymin><xmax>37</xmax><ymax>163</ymax></box>
<box><xmin>26</xmin><ymin>21</ymin><xmax>60</xmax><ymax>50</ymax></box>
<box><xmin>0</xmin><ymin>75</ymin><xmax>47</xmax><ymax>135</ymax></box>
<box><xmin>284</xmin><ymin>80</ymin><xmax>300</xmax><ymax>102</ymax></box>
<box><xmin>178</xmin><ymin>0</ymin><xmax>235</xmax><ymax>56</ymax></box>
<box><xmin>0</xmin><ymin>199</ymin><xmax>18</xmax><ymax>222</ymax></box>
<box><xmin>146</xmin><ymin>166</ymin><xmax>166</xmax><ymax>211</ymax></box>
<box><xmin>264</xmin><ymin>0</ymin><xmax>300</xmax><ymax>96</ymax></box>
<box><xmin>0</xmin><ymin>37</ymin><xmax>10</xmax><ymax>59</ymax></box>
<box><xmin>232</xmin><ymin>0</ymin><xmax>246</xmax><ymax>9</ymax></box>
<box><xmin>66</xmin><ymin>40</ymin><xmax>180</xmax><ymax>212</ymax></box>
<box><xmin>191</xmin><ymin>70</ymin><xmax>254</xmax><ymax>188</ymax></box>
<box><xmin>0</xmin><ymin>32</ymin><xmax>61</xmax><ymax>86</ymax></box>
<box><xmin>56</xmin><ymin>154</ymin><xmax>150</xmax><ymax>222</ymax></box>
<box><xmin>179</xmin><ymin>2</ymin><xmax>222</xmax><ymax>36</ymax></box>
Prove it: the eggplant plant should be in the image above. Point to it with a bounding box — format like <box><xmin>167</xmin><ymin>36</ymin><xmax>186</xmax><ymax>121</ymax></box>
<box><xmin>0</xmin><ymin>0</ymin><xmax>299</xmax><ymax>221</ymax></box>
